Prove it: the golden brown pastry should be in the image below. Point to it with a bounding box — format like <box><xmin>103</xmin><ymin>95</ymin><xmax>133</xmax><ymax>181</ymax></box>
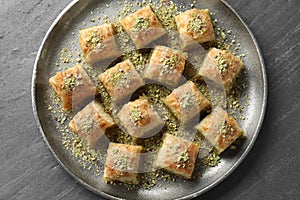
<box><xmin>195</xmin><ymin>106</ymin><xmax>244</xmax><ymax>154</ymax></box>
<box><xmin>79</xmin><ymin>23</ymin><xmax>120</xmax><ymax>66</ymax></box>
<box><xmin>144</xmin><ymin>46</ymin><xmax>186</xmax><ymax>87</ymax></box>
<box><xmin>104</xmin><ymin>143</ymin><xmax>143</xmax><ymax>185</ymax></box>
<box><xmin>154</xmin><ymin>134</ymin><xmax>199</xmax><ymax>179</ymax></box>
<box><xmin>120</xmin><ymin>5</ymin><xmax>166</xmax><ymax>49</ymax></box>
<box><xmin>175</xmin><ymin>9</ymin><xmax>215</xmax><ymax>50</ymax></box>
<box><xmin>99</xmin><ymin>59</ymin><xmax>145</xmax><ymax>103</ymax></box>
<box><xmin>69</xmin><ymin>100</ymin><xmax>115</xmax><ymax>148</ymax></box>
<box><xmin>118</xmin><ymin>97</ymin><xmax>164</xmax><ymax>139</ymax></box>
<box><xmin>49</xmin><ymin>64</ymin><xmax>96</xmax><ymax>111</ymax></box>
<box><xmin>164</xmin><ymin>81</ymin><xmax>210</xmax><ymax>125</ymax></box>
<box><xmin>199</xmin><ymin>48</ymin><xmax>244</xmax><ymax>93</ymax></box>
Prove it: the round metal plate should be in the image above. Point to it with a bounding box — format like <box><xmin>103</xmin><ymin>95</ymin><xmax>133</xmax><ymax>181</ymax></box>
<box><xmin>32</xmin><ymin>0</ymin><xmax>267</xmax><ymax>199</ymax></box>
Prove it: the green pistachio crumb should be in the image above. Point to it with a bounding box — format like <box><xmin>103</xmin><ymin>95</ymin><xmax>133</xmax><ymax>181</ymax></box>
<box><xmin>114</xmin><ymin>155</ymin><xmax>131</xmax><ymax>171</ymax></box>
<box><xmin>215</xmin><ymin>54</ymin><xmax>229</xmax><ymax>75</ymax></box>
<box><xmin>62</xmin><ymin>74</ymin><xmax>76</xmax><ymax>92</ymax></box>
<box><xmin>160</xmin><ymin>54</ymin><xmax>178</xmax><ymax>75</ymax></box>
<box><xmin>132</xmin><ymin>17</ymin><xmax>150</xmax><ymax>32</ymax></box>
<box><xmin>86</xmin><ymin>30</ymin><xmax>103</xmax><ymax>49</ymax></box>
<box><xmin>202</xmin><ymin>153</ymin><xmax>220</xmax><ymax>167</ymax></box>
<box><xmin>130</xmin><ymin>106</ymin><xmax>143</xmax><ymax>124</ymax></box>
<box><xmin>180</xmin><ymin>92</ymin><xmax>194</xmax><ymax>109</ymax></box>
<box><xmin>188</xmin><ymin>14</ymin><xmax>207</xmax><ymax>34</ymax></box>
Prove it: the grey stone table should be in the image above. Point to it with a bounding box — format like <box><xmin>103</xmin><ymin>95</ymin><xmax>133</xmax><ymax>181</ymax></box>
<box><xmin>1</xmin><ymin>0</ymin><xmax>299</xmax><ymax>199</ymax></box>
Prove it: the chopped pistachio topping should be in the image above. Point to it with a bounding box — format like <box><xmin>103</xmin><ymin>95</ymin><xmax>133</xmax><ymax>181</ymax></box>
<box><xmin>202</xmin><ymin>153</ymin><xmax>220</xmax><ymax>167</ymax></box>
<box><xmin>130</xmin><ymin>106</ymin><xmax>143</xmax><ymax>124</ymax></box>
<box><xmin>180</xmin><ymin>92</ymin><xmax>194</xmax><ymax>110</ymax></box>
<box><xmin>215</xmin><ymin>54</ymin><xmax>229</xmax><ymax>75</ymax></box>
<box><xmin>160</xmin><ymin>54</ymin><xmax>178</xmax><ymax>75</ymax></box>
<box><xmin>156</xmin><ymin>1</ymin><xmax>178</xmax><ymax>30</ymax></box>
<box><xmin>176</xmin><ymin>150</ymin><xmax>190</xmax><ymax>168</ymax></box>
<box><xmin>115</xmin><ymin>22</ymin><xmax>132</xmax><ymax>53</ymax></box>
<box><xmin>155</xmin><ymin>1</ymin><xmax>179</xmax><ymax>48</ymax></box>
<box><xmin>111</xmin><ymin>71</ymin><xmax>124</xmax><ymax>84</ymax></box>
<box><xmin>221</xmin><ymin>121</ymin><xmax>227</xmax><ymax>134</ymax></box>
<box><xmin>220</xmin><ymin>120</ymin><xmax>235</xmax><ymax>135</ymax></box>
<box><xmin>114</xmin><ymin>155</ymin><xmax>131</xmax><ymax>171</ymax></box>
<box><xmin>65</xmin><ymin>136</ymin><xmax>99</xmax><ymax>170</ymax></box>
<box><xmin>126</xmin><ymin>51</ymin><xmax>148</xmax><ymax>73</ymax></box>
<box><xmin>86</xmin><ymin>30</ymin><xmax>103</xmax><ymax>49</ymax></box>
<box><xmin>80</xmin><ymin>118</ymin><xmax>95</xmax><ymax>134</ymax></box>
<box><xmin>177</xmin><ymin>151</ymin><xmax>189</xmax><ymax>163</ymax></box>
<box><xmin>132</xmin><ymin>17</ymin><xmax>150</xmax><ymax>32</ymax></box>
<box><xmin>63</xmin><ymin>74</ymin><xmax>77</xmax><ymax>92</ymax></box>
<box><xmin>187</xmin><ymin>14</ymin><xmax>207</xmax><ymax>34</ymax></box>
<box><xmin>110</xmin><ymin>68</ymin><xmax>131</xmax><ymax>88</ymax></box>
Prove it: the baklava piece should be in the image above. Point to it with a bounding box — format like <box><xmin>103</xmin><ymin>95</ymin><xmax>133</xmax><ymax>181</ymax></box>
<box><xmin>79</xmin><ymin>23</ymin><xmax>120</xmax><ymax>66</ymax></box>
<box><xmin>49</xmin><ymin>64</ymin><xmax>96</xmax><ymax>112</ymax></box>
<box><xmin>195</xmin><ymin>106</ymin><xmax>244</xmax><ymax>154</ymax></box>
<box><xmin>104</xmin><ymin>143</ymin><xmax>143</xmax><ymax>185</ymax></box>
<box><xmin>154</xmin><ymin>134</ymin><xmax>199</xmax><ymax>179</ymax></box>
<box><xmin>164</xmin><ymin>81</ymin><xmax>210</xmax><ymax>125</ymax></box>
<box><xmin>69</xmin><ymin>101</ymin><xmax>115</xmax><ymax>148</ymax></box>
<box><xmin>175</xmin><ymin>9</ymin><xmax>215</xmax><ymax>50</ymax></box>
<box><xmin>143</xmin><ymin>46</ymin><xmax>186</xmax><ymax>87</ymax></box>
<box><xmin>120</xmin><ymin>5</ymin><xmax>166</xmax><ymax>49</ymax></box>
<box><xmin>199</xmin><ymin>48</ymin><xmax>244</xmax><ymax>93</ymax></box>
<box><xmin>118</xmin><ymin>97</ymin><xmax>164</xmax><ymax>139</ymax></box>
<box><xmin>99</xmin><ymin>59</ymin><xmax>145</xmax><ymax>103</ymax></box>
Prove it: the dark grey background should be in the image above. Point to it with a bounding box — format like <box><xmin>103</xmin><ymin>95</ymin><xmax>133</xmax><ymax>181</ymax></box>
<box><xmin>1</xmin><ymin>0</ymin><xmax>299</xmax><ymax>199</ymax></box>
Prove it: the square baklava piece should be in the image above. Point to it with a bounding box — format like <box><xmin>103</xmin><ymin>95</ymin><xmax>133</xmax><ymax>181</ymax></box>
<box><xmin>99</xmin><ymin>59</ymin><xmax>145</xmax><ymax>103</ymax></box>
<box><xmin>175</xmin><ymin>9</ymin><xmax>215</xmax><ymax>50</ymax></box>
<box><xmin>194</xmin><ymin>106</ymin><xmax>244</xmax><ymax>154</ymax></box>
<box><xmin>49</xmin><ymin>64</ymin><xmax>96</xmax><ymax>112</ymax></box>
<box><xmin>79</xmin><ymin>23</ymin><xmax>120</xmax><ymax>66</ymax></box>
<box><xmin>143</xmin><ymin>46</ymin><xmax>186</xmax><ymax>87</ymax></box>
<box><xmin>154</xmin><ymin>134</ymin><xmax>199</xmax><ymax>179</ymax></box>
<box><xmin>199</xmin><ymin>48</ymin><xmax>244</xmax><ymax>93</ymax></box>
<box><xmin>69</xmin><ymin>100</ymin><xmax>115</xmax><ymax>148</ymax></box>
<box><xmin>164</xmin><ymin>81</ymin><xmax>210</xmax><ymax>125</ymax></box>
<box><xmin>104</xmin><ymin>143</ymin><xmax>143</xmax><ymax>185</ymax></box>
<box><xmin>118</xmin><ymin>97</ymin><xmax>164</xmax><ymax>139</ymax></box>
<box><xmin>120</xmin><ymin>5</ymin><xmax>166</xmax><ymax>49</ymax></box>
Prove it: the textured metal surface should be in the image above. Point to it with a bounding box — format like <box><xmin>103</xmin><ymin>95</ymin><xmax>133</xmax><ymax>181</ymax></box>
<box><xmin>31</xmin><ymin>0</ymin><xmax>267</xmax><ymax>199</ymax></box>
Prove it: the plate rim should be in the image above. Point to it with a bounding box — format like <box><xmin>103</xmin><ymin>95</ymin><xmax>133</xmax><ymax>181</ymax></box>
<box><xmin>31</xmin><ymin>0</ymin><xmax>268</xmax><ymax>199</ymax></box>
<box><xmin>184</xmin><ymin>0</ymin><xmax>268</xmax><ymax>199</ymax></box>
<box><xmin>31</xmin><ymin>1</ymin><xmax>117</xmax><ymax>200</ymax></box>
